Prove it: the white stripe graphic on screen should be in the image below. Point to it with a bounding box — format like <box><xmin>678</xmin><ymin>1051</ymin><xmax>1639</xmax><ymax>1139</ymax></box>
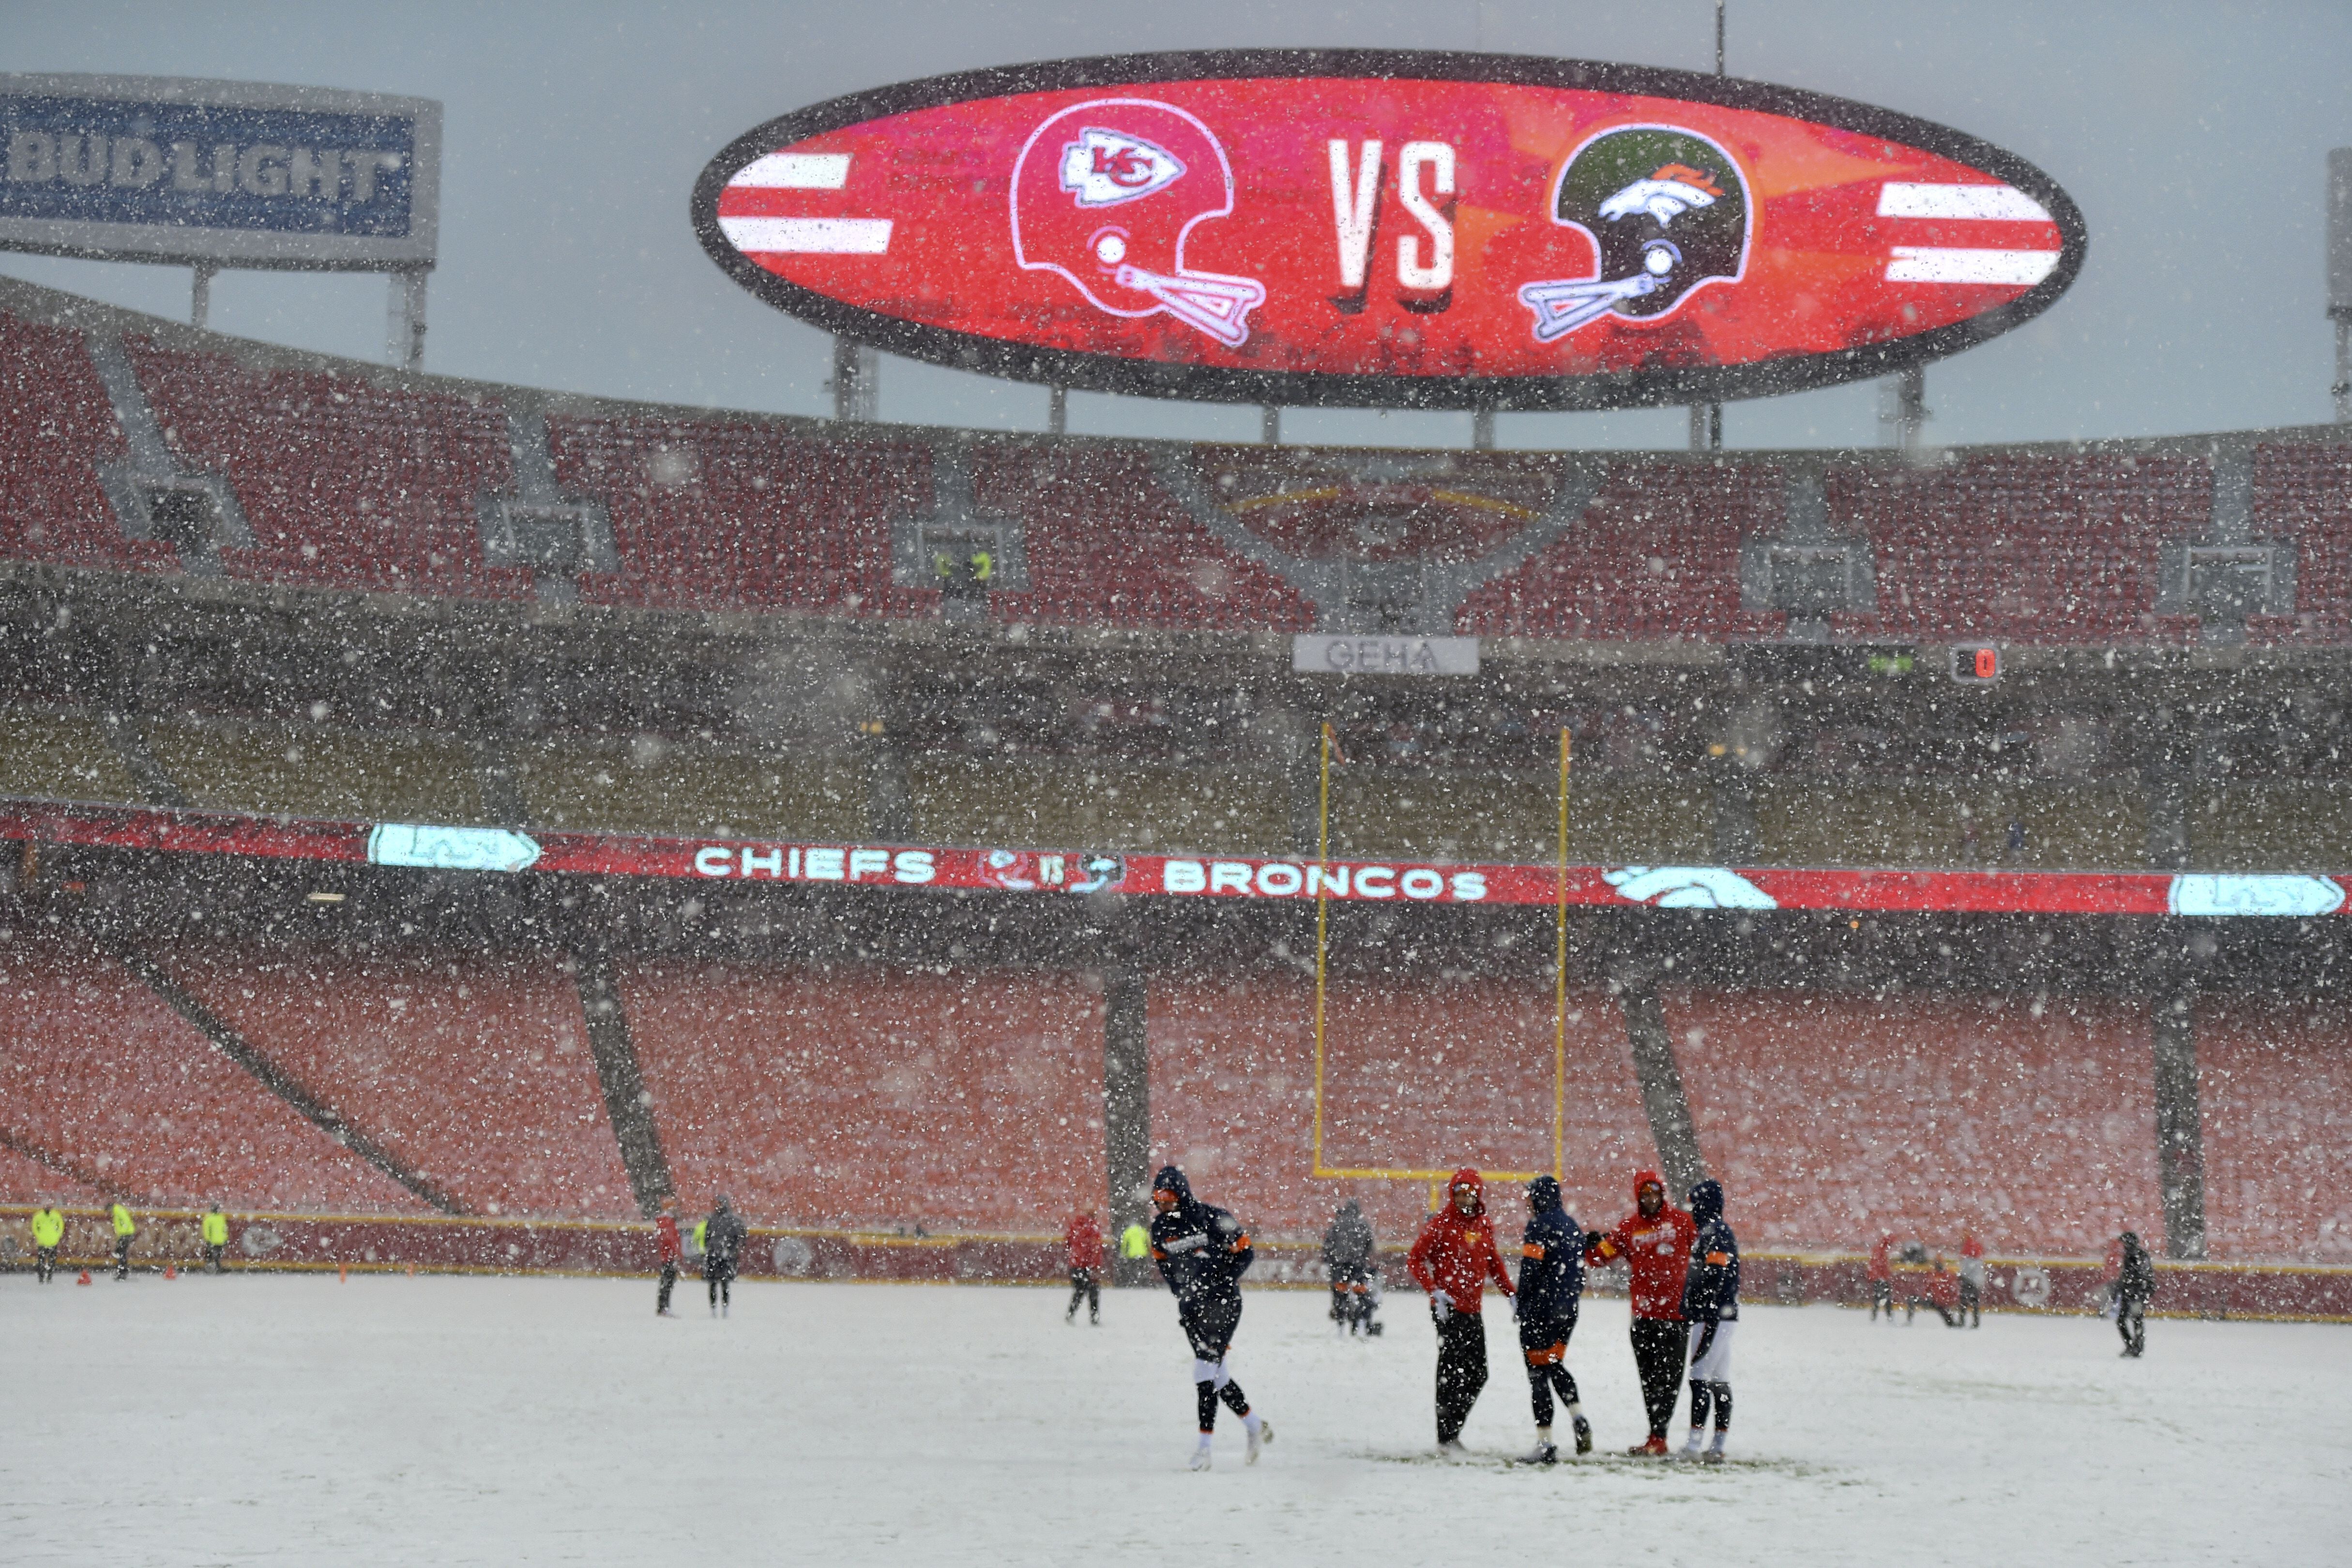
<box><xmin>1877</xmin><ymin>183</ymin><xmax>2052</xmax><ymax>222</ymax></box>
<box><xmin>1885</xmin><ymin>246</ymin><xmax>2060</xmax><ymax>286</ymax></box>
<box><xmin>720</xmin><ymin>216</ymin><xmax>893</xmax><ymax>254</ymax></box>
<box><xmin>729</xmin><ymin>152</ymin><xmax>852</xmax><ymax>189</ymax></box>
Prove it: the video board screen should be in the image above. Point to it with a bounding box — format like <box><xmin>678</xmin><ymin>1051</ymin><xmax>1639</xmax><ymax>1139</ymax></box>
<box><xmin>693</xmin><ymin>50</ymin><xmax>2085</xmax><ymax>410</ymax></box>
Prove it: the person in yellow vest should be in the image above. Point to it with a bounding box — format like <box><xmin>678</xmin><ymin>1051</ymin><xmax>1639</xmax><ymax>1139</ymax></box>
<box><xmin>30</xmin><ymin>1202</ymin><xmax>64</xmax><ymax>1283</ymax></box>
<box><xmin>1119</xmin><ymin>1220</ymin><xmax>1150</xmax><ymax>1261</ymax></box>
<box><xmin>201</xmin><ymin>1203</ymin><xmax>230</xmax><ymax>1273</ymax></box>
<box><xmin>110</xmin><ymin>1199</ymin><xmax>136</xmax><ymax>1280</ymax></box>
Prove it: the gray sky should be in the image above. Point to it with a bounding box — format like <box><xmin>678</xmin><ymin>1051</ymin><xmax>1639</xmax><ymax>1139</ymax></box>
<box><xmin>6</xmin><ymin>1</ymin><xmax>2348</xmax><ymax>450</ymax></box>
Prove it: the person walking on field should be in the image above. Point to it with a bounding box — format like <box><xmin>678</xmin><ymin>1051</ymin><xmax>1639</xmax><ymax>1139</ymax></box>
<box><xmin>1866</xmin><ymin>1233</ymin><xmax>1895</xmax><ymax>1322</ymax></box>
<box><xmin>109</xmin><ymin>1199</ymin><xmax>136</xmax><ymax>1280</ymax></box>
<box><xmin>1323</xmin><ymin>1199</ymin><xmax>1378</xmax><ymax>1336</ymax></box>
<box><xmin>704</xmin><ymin>1195</ymin><xmax>746</xmax><ymax>1317</ymax></box>
<box><xmin>1406</xmin><ymin>1169</ymin><xmax>1515</xmax><ymax>1457</ymax></box>
<box><xmin>1679</xmin><ymin>1179</ymin><xmax>1740</xmax><ymax>1464</ymax></box>
<box><xmin>1064</xmin><ymin>1209</ymin><xmax>1104</xmax><ymax>1325</ymax></box>
<box><xmin>1587</xmin><ymin>1169</ymin><xmax>1696</xmax><ymax>1457</ymax></box>
<box><xmin>1513</xmin><ymin>1175</ymin><xmax>1591</xmax><ymax>1464</ymax></box>
<box><xmin>200</xmin><ymin>1204</ymin><xmax>229</xmax><ymax>1273</ymax></box>
<box><xmin>1958</xmin><ymin>1234</ymin><xmax>1987</xmax><ymax>1328</ymax></box>
<box><xmin>2113</xmin><ymin>1230</ymin><xmax>2155</xmax><ymax>1357</ymax></box>
<box><xmin>30</xmin><ymin>1202</ymin><xmax>64</xmax><ymax>1283</ymax></box>
<box><xmin>1147</xmin><ymin>1166</ymin><xmax>1270</xmax><ymax>1470</ymax></box>
<box><xmin>654</xmin><ymin>1200</ymin><xmax>682</xmax><ymax>1316</ymax></box>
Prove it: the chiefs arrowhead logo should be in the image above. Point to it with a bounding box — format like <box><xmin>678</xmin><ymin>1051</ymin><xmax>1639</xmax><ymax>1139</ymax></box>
<box><xmin>1059</xmin><ymin>127</ymin><xmax>1185</xmax><ymax>207</ymax></box>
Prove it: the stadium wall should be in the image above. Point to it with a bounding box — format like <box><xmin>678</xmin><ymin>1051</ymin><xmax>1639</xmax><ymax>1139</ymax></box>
<box><xmin>4</xmin><ymin>1205</ymin><xmax>2346</xmax><ymax>1322</ymax></box>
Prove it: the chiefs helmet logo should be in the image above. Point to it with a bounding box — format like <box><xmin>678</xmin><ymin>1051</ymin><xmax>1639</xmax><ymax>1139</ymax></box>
<box><xmin>1060</xmin><ymin>128</ymin><xmax>1186</xmax><ymax>207</ymax></box>
<box><xmin>1015</xmin><ymin>100</ymin><xmax>1265</xmax><ymax>347</ymax></box>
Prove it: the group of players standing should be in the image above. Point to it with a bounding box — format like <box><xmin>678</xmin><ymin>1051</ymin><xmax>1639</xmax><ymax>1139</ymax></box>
<box><xmin>1138</xmin><ymin>1162</ymin><xmax>1739</xmax><ymax>1468</ymax></box>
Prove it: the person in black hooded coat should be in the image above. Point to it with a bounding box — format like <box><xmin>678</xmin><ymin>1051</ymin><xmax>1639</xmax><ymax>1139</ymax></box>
<box><xmin>1148</xmin><ymin>1166</ymin><xmax>1270</xmax><ymax>1469</ymax></box>
<box><xmin>1680</xmin><ymin>1179</ymin><xmax>1740</xmax><ymax>1462</ymax></box>
<box><xmin>704</xmin><ymin>1195</ymin><xmax>747</xmax><ymax>1317</ymax></box>
<box><xmin>2114</xmin><ymin>1230</ymin><xmax>2154</xmax><ymax>1357</ymax></box>
<box><xmin>1513</xmin><ymin>1175</ymin><xmax>1592</xmax><ymax>1462</ymax></box>
<box><xmin>1323</xmin><ymin>1199</ymin><xmax>1378</xmax><ymax>1334</ymax></box>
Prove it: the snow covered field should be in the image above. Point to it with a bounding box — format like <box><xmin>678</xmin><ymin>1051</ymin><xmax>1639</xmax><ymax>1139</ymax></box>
<box><xmin>7</xmin><ymin>1273</ymin><xmax>2348</xmax><ymax>1565</ymax></box>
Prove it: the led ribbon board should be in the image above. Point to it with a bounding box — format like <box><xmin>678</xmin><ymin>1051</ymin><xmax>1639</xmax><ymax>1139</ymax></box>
<box><xmin>693</xmin><ymin>50</ymin><xmax>2086</xmax><ymax>410</ymax></box>
<box><xmin>5</xmin><ymin>800</ymin><xmax>2343</xmax><ymax>919</ymax></box>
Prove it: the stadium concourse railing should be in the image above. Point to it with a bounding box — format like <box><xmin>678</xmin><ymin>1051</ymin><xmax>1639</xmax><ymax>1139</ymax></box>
<box><xmin>4</xmin><ymin>1205</ymin><xmax>2347</xmax><ymax>1322</ymax></box>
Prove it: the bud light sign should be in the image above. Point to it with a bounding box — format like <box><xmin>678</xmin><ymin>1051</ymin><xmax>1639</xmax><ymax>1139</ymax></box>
<box><xmin>694</xmin><ymin>50</ymin><xmax>2085</xmax><ymax>411</ymax></box>
<box><xmin>0</xmin><ymin>75</ymin><xmax>439</xmax><ymax>269</ymax></box>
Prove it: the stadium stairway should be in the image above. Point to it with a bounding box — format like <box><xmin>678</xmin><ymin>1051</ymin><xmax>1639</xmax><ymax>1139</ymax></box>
<box><xmin>0</xmin><ymin>927</ymin><xmax>429</xmax><ymax>1213</ymax></box>
<box><xmin>146</xmin><ymin>945</ymin><xmax>641</xmax><ymax>1221</ymax></box>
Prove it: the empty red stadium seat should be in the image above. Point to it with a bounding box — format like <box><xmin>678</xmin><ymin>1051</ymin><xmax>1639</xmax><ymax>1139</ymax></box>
<box><xmin>1147</xmin><ymin>976</ymin><xmax>1657</xmax><ymax>1244</ymax></box>
<box><xmin>0</xmin><ymin>311</ymin><xmax>177</xmax><ymax>573</ymax></box>
<box><xmin>122</xmin><ymin>335</ymin><xmax>533</xmax><ymax>600</ymax></box>
<box><xmin>154</xmin><ymin>946</ymin><xmax>638</xmax><ymax>1220</ymax></box>
<box><xmin>619</xmin><ymin>961</ymin><xmax>1107</xmax><ymax>1233</ymax></box>
<box><xmin>2253</xmin><ymin>442</ymin><xmax>2352</xmax><ymax>645</ymax></box>
<box><xmin>1456</xmin><ymin>461</ymin><xmax>1786</xmax><ymax>640</ymax></box>
<box><xmin>1829</xmin><ymin>454</ymin><xmax>2204</xmax><ymax>644</ymax></box>
<box><xmin>972</xmin><ymin>444</ymin><xmax>1315</xmax><ymax>633</ymax></box>
<box><xmin>0</xmin><ymin>928</ymin><xmax>425</xmax><ymax>1213</ymax></box>
<box><xmin>548</xmin><ymin>414</ymin><xmax>937</xmax><ymax>616</ymax></box>
<box><xmin>2197</xmin><ymin>998</ymin><xmax>2352</xmax><ymax>1263</ymax></box>
<box><xmin>1665</xmin><ymin>990</ymin><xmax>2162</xmax><ymax>1257</ymax></box>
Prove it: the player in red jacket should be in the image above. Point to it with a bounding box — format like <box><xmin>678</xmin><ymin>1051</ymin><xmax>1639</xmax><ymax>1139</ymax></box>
<box><xmin>654</xmin><ymin>1199</ymin><xmax>682</xmax><ymax>1318</ymax></box>
<box><xmin>1407</xmin><ymin>1169</ymin><xmax>1515</xmax><ymax>1455</ymax></box>
<box><xmin>1867</xmin><ymin>1234</ymin><xmax>1895</xmax><ymax>1322</ymax></box>
<box><xmin>1064</xmin><ymin>1210</ymin><xmax>1105</xmax><ymax>1325</ymax></box>
<box><xmin>1586</xmin><ymin>1169</ymin><xmax>1697</xmax><ymax>1455</ymax></box>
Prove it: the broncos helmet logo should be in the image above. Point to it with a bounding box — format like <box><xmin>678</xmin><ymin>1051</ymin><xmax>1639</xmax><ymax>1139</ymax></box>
<box><xmin>1519</xmin><ymin>127</ymin><xmax>1750</xmax><ymax>343</ymax></box>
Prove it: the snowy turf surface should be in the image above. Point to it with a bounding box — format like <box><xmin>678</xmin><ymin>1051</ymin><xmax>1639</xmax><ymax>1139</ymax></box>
<box><xmin>7</xmin><ymin>1274</ymin><xmax>2348</xmax><ymax>1565</ymax></box>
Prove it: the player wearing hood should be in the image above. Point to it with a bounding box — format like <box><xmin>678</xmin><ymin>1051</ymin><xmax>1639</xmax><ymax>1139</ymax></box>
<box><xmin>1323</xmin><ymin>1199</ymin><xmax>1379</xmax><ymax>1335</ymax></box>
<box><xmin>1587</xmin><ymin>1169</ymin><xmax>1697</xmax><ymax>1456</ymax></box>
<box><xmin>1679</xmin><ymin>1179</ymin><xmax>1739</xmax><ymax>1463</ymax></box>
<box><xmin>2113</xmin><ymin>1230</ymin><xmax>2155</xmax><ymax>1357</ymax></box>
<box><xmin>1407</xmin><ymin>1169</ymin><xmax>1515</xmax><ymax>1456</ymax></box>
<box><xmin>704</xmin><ymin>1195</ymin><xmax>746</xmax><ymax>1317</ymax></box>
<box><xmin>1514</xmin><ymin>1175</ymin><xmax>1592</xmax><ymax>1463</ymax></box>
<box><xmin>1148</xmin><ymin>1166</ymin><xmax>1270</xmax><ymax>1469</ymax></box>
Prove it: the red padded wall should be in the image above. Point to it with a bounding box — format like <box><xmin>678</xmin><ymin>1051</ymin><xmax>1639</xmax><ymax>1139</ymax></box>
<box><xmin>1148</xmin><ymin>976</ymin><xmax>1655</xmax><ymax>1244</ymax></box>
<box><xmin>1666</xmin><ymin>991</ymin><xmax>2162</xmax><ymax>1256</ymax></box>
<box><xmin>156</xmin><ymin>947</ymin><xmax>636</xmax><ymax>1220</ymax></box>
<box><xmin>2198</xmin><ymin>999</ymin><xmax>2352</xmax><ymax>1263</ymax></box>
<box><xmin>0</xmin><ymin>930</ymin><xmax>422</xmax><ymax>1212</ymax></box>
<box><xmin>620</xmin><ymin>962</ymin><xmax>1106</xmax><ymax>1233</ymax></box>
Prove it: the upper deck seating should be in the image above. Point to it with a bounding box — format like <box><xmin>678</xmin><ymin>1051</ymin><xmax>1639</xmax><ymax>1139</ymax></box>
<box><xmin>547</xmin><ymin>414</ymin><xmax>937</xmax><ymax>617</ymax></box>
<box><xmin>0</xmin><ymin>312</ymin><xmax>175</xmax><ymax>572</ymax></box>
<box><xmin>1456</xmin><ymin>461</ymin><xmax>1787</xmax><ymax>640</ymax></box>
<box><xmin>971</xmin><ymin>444</ymin><xmax>1315</xmax><ymax>632</ymax></box>
<box><xmin>1828</xmin><ymin>453</ymin><xmax>2206</xmax><ymax>644</ymax></box>
<box><xmin>123</xmin><ymin>336</ymin><xmax>532</xmax><ymax>600</ymax></box>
